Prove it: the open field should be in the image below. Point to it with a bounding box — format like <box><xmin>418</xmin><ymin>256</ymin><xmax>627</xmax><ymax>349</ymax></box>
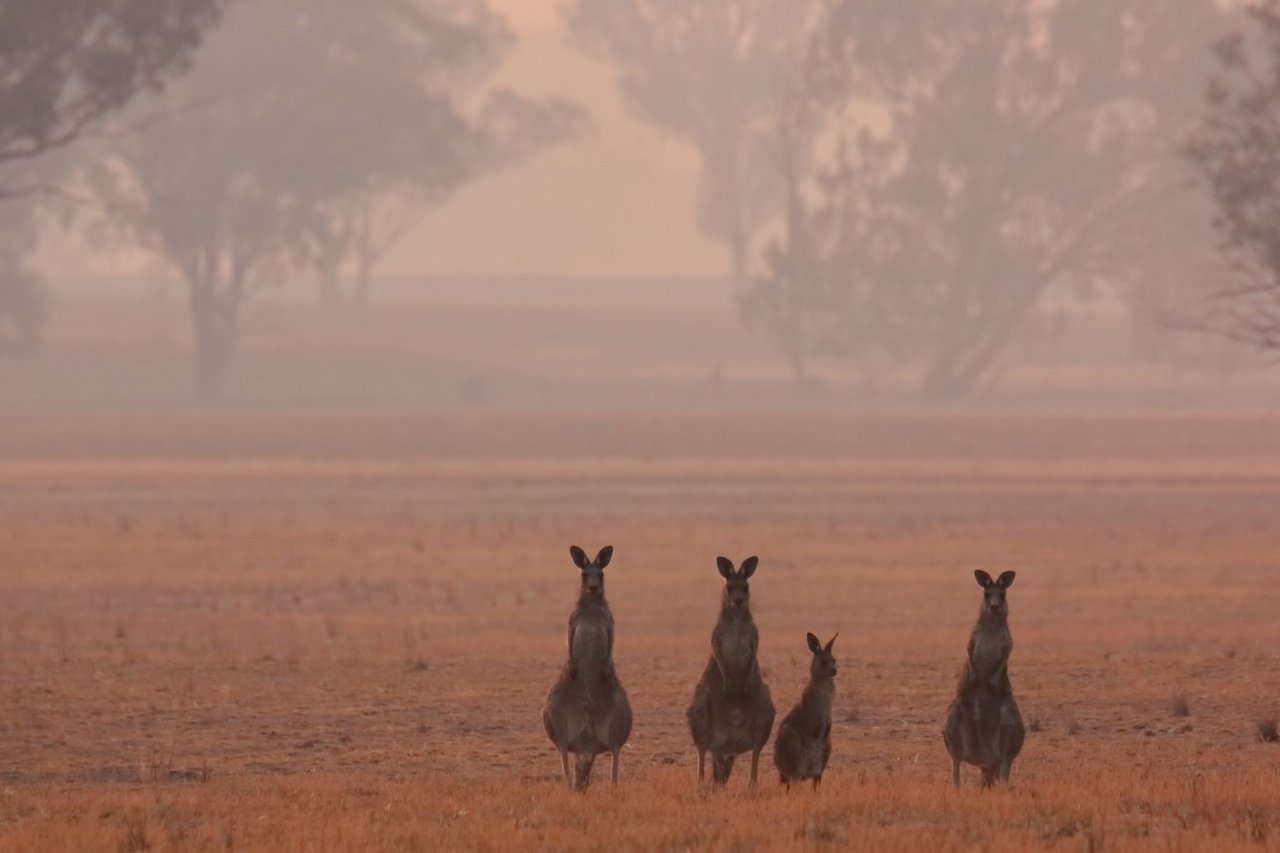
<box><xmin>1</xmin><ymin>411</ymin><xmax>1279</xmax><ymax>850</ymax></box>
<box><xmin>5</xmin><ymin>288</ymin><xmax>1279</xmax><ymax>411</ymax></box>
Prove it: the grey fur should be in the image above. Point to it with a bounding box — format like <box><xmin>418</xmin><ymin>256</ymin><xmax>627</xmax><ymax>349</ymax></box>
<box><xmin>943</xmin><ymin>570</ymin><xmax>1025</xmax><ymax>788</ymax></box>
<box><xmin>773</xmin><ymin>632</ymin><xmax>837</xmax><ymax>790</ymax></box>
<box><xmin>687</xmin><ymin>555</ymin><xmax>775</xmax><ymax>790</ymax></box>
<box><xmin>542</xmin><ymin>545</ymin><xmax>632</xmax><ymax>791</ymax></box>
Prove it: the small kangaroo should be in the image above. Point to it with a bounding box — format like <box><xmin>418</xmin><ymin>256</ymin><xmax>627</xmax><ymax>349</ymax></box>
<box><xmin>687</xmin><ymin>555</ymin><xmax>775</xmax><ymax>790</ymax></box>
<box><xmin>541</xmin><ymin>545</ymin><xmax>633</xmax><ymax>791</ymax></box>
<box><xmin>943</xmin><ymin>570</ymin><xmax>1025</xmax><ymax>788</ymax></box>
<box><xmin>773</xmin><ymin>632</ymin><xmax>837</xmax><ymax>790</ymax></box>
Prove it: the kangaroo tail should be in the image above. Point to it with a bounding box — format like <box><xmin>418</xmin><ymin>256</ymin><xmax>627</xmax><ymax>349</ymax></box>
<box><xmin>574</xmin><ymin>752</ymin><xmax>596</xmax><ymax>792</ymax></box>
<box><xmin>712</xmin><ymin>753</ymin><xmax>736</xmax><ymax>785</ymax></box>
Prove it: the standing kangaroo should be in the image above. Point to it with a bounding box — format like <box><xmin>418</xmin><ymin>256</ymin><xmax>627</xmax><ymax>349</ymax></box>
<box><xmin>773</xmin><ymin>632</ymin><xmax>838</xmax><ymax>790</ymax></box>
<box><xmin>943</xmin><ymin>570</ymin><xmax>1025</xmax><ymax>788</ymax></box>
<box><xmin>542</xmin><ymin>545</ymin><xmax>633</xmax><ymax>791</ymax></box>
<box><xmin>687</xmin><ymin>555</ymin><xmax>775</xmax><ymax>790</ymax></box>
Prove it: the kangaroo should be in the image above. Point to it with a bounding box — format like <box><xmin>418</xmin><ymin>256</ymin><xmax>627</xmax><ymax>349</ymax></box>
<box><xmin>541</xmin><ymin>545</ymin><xmax>633</xmax><ymax>791</ymax></box>
<box><xmin>774</xmin><ymin>632</ymin><xmax>838</xmax><ymax>790</ymax></box>
<box><xmin>687</xmin><ymin>555</ymin><xmax>775</xmax><ymax>790</ymax></box>
<box><xmin>943</xmin><ymin>570</ymin><xmax>1025</xmax><ymax>788</ymax></box>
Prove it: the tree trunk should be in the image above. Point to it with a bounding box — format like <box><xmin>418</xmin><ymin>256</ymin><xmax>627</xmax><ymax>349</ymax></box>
<box><xmin>353</xmin><ymin>249</ymin><xmax>376</xmax><ymax>304</ymax></box>
<box><xmin>787</xmin><ymin>338</ymin><xmax>808</xmax><ymax>387</ymax></box>
<box><xmin>192</xmin><ymin>326</ymin><xmax>235</xmax><ymax>400</ymax></box>
<box><xmin>728</xmin><ymin>232</ymin><xmax>749</xmax><ymax>291</ymax></box>
<box><xmin>316</xmin><ymin>264</ymin><xmax>344</xmax><ymax>303</ymax></box>
<box><xmin>919</xmin><ymin>281</ymin><xmax>1044</xmax><ymax>399</ymax></box>
<box><xmin>188</xmin><ymin>276</ymin><xmax>241</xmax><ymax>401</ymax></box>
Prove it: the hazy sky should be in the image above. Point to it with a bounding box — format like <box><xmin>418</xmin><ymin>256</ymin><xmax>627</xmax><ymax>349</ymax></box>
<box><xmin>380</xmin><ymin>0</ymin><xmax>727</xmax><ymax>279</ymax></box>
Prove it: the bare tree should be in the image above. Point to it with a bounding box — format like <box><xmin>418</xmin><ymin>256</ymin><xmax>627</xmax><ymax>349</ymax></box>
<box><xmin>566</xmin><ymin>0</ymin><xmax>823</xmax><ymax>286</ymax></box>
<box><xmin>1184</xmin><ymin>1</ymin><xmax>1280</xmax><ymax>353</ymax></box>
<box><xmin>100</xmin><ymin>0</ymin><xmax>578</xmax><ymax>397</ymax></box>
<box><xmin>750</xmin><ymin>0</ymin><xmax>1229</xmax><ymax>397</ymax></box>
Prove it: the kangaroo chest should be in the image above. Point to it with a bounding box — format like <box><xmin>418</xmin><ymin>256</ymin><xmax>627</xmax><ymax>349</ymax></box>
<box><xmin>572</xmin><ymin>613</ymin><xmax>611</xmax><ymax>670</ymax></box>
<box><xmin>969</xmin><ymin>627</ymin><xmax>1009</xmax><ymax>683</ymax></box>
<box><xmin>717</xmin><ymin>620</ymin><xmax>756</xmax><ymax>675</ymax></box>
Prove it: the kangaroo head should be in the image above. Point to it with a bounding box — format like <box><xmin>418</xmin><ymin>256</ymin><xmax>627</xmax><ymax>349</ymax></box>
<box><xmin>716</xmin><ymin>555</ymin><xmax>757</xmax><ymax>610</ymax></box>
<box><xmin>974</xmin><ymin>569</ymin><xmax>1015</xmax><ymax>617</ymax></box>
<box><xmin>806</xmin><ymin>631</ymin><xmax>838</xmax><ymax>679</ymax></box>
<box><xmin>570</xmin><ymin>545</ymin><xmax>614</xmax><ymax>597</ymax></box>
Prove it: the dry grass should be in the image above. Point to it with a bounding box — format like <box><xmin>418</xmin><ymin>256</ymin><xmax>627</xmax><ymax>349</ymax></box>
<box><xmin>1</xmin><ymin>411</ymin><xmax>1279</xmax><ymax>851</ymax></box>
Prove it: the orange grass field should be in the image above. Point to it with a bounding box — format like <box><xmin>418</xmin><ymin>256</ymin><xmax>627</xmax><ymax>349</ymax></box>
<box><xmin>1</xmin><ymin>411</ymin><xmax>1279</xmax><ymax>851</ymax></box>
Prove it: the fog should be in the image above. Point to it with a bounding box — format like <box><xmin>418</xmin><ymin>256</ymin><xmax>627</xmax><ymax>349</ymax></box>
<box><xmin>2</xmin><ymin>0</ymin><xmax>1279</xmax><ymax>410</ymax></box>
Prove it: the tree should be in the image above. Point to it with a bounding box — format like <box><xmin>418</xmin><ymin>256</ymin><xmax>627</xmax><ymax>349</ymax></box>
<box><xmin>1184</xmin><ymin>1</ymin><xmax>1280</xmax><ymax>353</ymax></box>
<box><xmin>0</xmin><ymin>0</ymin><xmax>229</xmax><ymax>353</ymax></box>
<box><xmin>0</xmin><ymin>0</ymin><xmax>228</xmax><ymax>196</ymax></box>
<box><xmin>566</xmin><ymin>0</ymin><xmax>823</xmax><ymax>285</ymax></box>
<box><xmin>102</xmin><ymin>0</ymin><xmax>581</xmax><ymax>397</ymax></box>
<box><xmin>747</xmin><ymin>0</ymin><xmax>1229</xmax><ymax>396</ymax></box>
<box><xmin>0</xmin><ymin>197</ymin><xmax>45</xmax><ymax>355</ymax></box>
<box><xmin>309</xmin><ymin>90</ymin><xmax>585</xmax><ymax>304</ymax></box>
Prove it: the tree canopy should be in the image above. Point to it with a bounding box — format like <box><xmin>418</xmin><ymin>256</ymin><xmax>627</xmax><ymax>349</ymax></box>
<box><xmin>0</xmin><ymin>0</ymin><xmax>228</xmax><ymax>195</ymax></box>
<box><xmin>567</xmin><ymin>0</ymin><xmax>822</xmax><ymax>282</ymax></box>
<box><xmin>744</xmin><ymin>0</ymin><xmax>1228</xmax><ymax>395</ymax></box>
<box><xmin>101</xmin><ymin>0</ymin><xmax>583</xmax><ymax>396</ymax></box>
<box><xmin>1184</xmin><ymin>1</ymin><xmax>1280</xmax><ymax>352</ymax></box>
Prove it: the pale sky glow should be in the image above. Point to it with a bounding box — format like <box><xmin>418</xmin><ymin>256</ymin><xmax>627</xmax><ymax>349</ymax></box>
<box><xmin>381</xmin><ymin>0</ymin><xmax>728</xmax><ymax>279</ymax></box>
<box><xmin>36</xmin><ymin>0</ymin><xmax>729</xmax><ymax>284</ymax></box>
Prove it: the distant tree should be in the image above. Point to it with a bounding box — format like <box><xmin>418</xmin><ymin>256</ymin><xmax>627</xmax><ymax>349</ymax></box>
<box><xmin>0</xmin><ymin>198</ymin><xmax>45</xmax><ymax>355</ymax></box>
<box><xmin>0</xmin><ymin>0</ymin><xmax>228</xmax><ymax>197</ymax></box>
<box><xmin>101</xmin><ymin>0</ymin><xmax>582</xmax><ymax>397</ymax></box>
<box><xmin>0</xmin><ymin>0</ymin><xmax>228</xmax><ymax>355</ymax></box>
<box><xmin>747</xmin><ymin>0</ymin><xmax>1228</xmax><ymax>396</ymax></box>
<box><xmin>1184</xmin><ymin>1</ymin><xmax>1280</xmax><ymax>353</ymax></box>
<box><xmin>566</xmin><ymin>0</ymin><xmax>823</xmax><ymax>286</ymax></box>
<box><xmin>310</xmin><ymin>91</ymin><xmax>585</xmax><ymax>304</ymax></box>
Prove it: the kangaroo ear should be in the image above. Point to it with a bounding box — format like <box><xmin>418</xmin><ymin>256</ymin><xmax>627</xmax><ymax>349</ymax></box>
<box><xmin>997</xmin><ymin>570</ymin><xmax>1016</xmax><ymax>588</ymax></box>
<box><xmin>570</xmin><ymin>546</ymin><xmax>589</xmax><ymax>569</ymax></box>
<box><xmin>740</xmin><ymin>556</ymin><xmax>759</xmax><ymax>578</ymax></box>
<box><xmin>716</xmin><ymin>556</ymin><xmax>734</xmax><ymax>578</ymax></box>
<box><xmin>595</xmin><ymin>545</ymin><xmax>614</xmax><ymax>569</ymax></box>
<box><xmin>806</xmin><ymin>632</ymin><xmax>821</xmax><ymax>654</ymax></box>
<box><xmin>824</xmin><ymin>633</ymin><xmax>838</xmax><ymax>653</ymax></box>
<box><xmin>974</xmin><ymin>569</ymin><xmax>993</xmax><ymax>588</ymax></box>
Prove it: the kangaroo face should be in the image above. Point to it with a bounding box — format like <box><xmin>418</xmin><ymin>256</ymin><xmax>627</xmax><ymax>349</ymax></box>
<box><xmin>570</xmin><ymin>545</ymin><xmax>614</xmax><ymax>597</ymax></box>
<box><xmin>716</xmin><ymin>555</ymin><xmax>758</xmax><ymax>610</ymax></box>
<box><xmin>807</xmin><ymin>632</ymin><xmax>838</xmax><ymax>678</ymax></box>
<box><xmin>974</xmin><ymin>569</ymin><xmax>1016</xmax><ymax>616</ymax></box>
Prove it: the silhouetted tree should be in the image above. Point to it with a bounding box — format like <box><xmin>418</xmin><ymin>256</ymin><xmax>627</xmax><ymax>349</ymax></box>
<box><xmin>749</xmin><ymin>0</ymin><xmax>1228</xmax><ymax>396</ymax></box>
<box><xmin>101</xmin><ymin>0</ymin><xmax>580</xmax><ymax>397</ymax></box>
<box><xmin>0</xmin><ymin>0</ymin><xmax>228</xmax><ymax>354</ymax></box>
<box><xmin>1184</xmin><ymin>1</ymin><xmax>1280</xmax><ymax>352</ymax></box>
<box><xmin>566</xmin><ymin>0</ymin><xmax>823</xmax><ymax>286</ymax></box>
